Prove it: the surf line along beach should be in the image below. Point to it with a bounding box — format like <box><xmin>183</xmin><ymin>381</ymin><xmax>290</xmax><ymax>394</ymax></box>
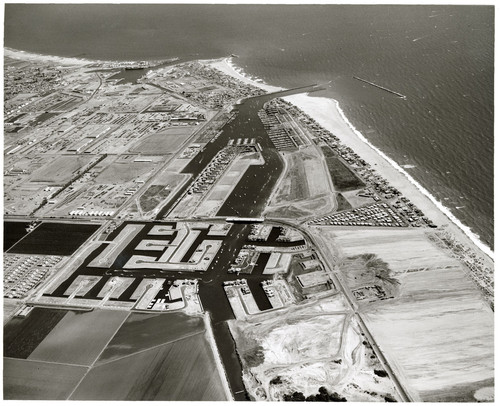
<box><xmin>207</xmin><ymin>56</ymin><xmax>493</xmax><ymax>263</ymax></box>
<box><xmin>5</xmin><ymin>46</ymin><xmax>492</xmax><ymax>263</ymax></box>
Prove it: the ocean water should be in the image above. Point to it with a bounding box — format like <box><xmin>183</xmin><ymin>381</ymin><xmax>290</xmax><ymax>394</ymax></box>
<box><xmin>5</xmin><ymin>4</ymin><xmax>494</xmax><ymax>250</ymax></box>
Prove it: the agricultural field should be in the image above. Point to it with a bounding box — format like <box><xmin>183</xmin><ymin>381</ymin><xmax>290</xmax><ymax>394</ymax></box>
<box><xmin>3</xmin><ymin>308</ymin><xmax>227</xmax><ymax>400</ymax></box>
<box><xmin>129</xmin><ymin>127</ymin><xmax>193</xmax><ymax>154</ymax></box>
<box><xmin>3</xmin><ymin>221</ymin><xmax>30</xmax><ymax>251</ymax></box>
<box><xmin>97</xmin><ymin>312</ymin><xmax>205</xmax><ymax>364</ymax></box>
<box><xmin>4</xmin><ymin>358</ymin><xmax>87</xmax><ymax>400</ymax></box>
<box><xmin>28</xmin><ymin>309</ymin><xmax>129</xmax><ymax>366</ymax></box>
<box><xmin>315</xmin><ymin>226</ymin><xmax>494</xmax><ymax>402</ymax></box>
<box><xmin>3</xmin><ymin>300</ymin><xmax>22</xmax><ymax>325</ymax></box>
<box><xmin>7</xmin><ymin>222</ymin><xmax>100</xmax><ymax>256</ymax></box>
<box><xmin>29</xmin><ymin>155</ymin><xmax>94</xmax><ymax>185</ymax></box>
<box><xmin>4</xmin><ymin>307</ymin><xmax>68</xmax><ymax>359</ymax></box>
<box><xmin>71</xmin><ymin>332</ymin><xmax>228</xmax><ymax>400</ymax></box>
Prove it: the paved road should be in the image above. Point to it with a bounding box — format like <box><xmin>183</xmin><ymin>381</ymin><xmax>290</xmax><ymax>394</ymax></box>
<box><xmin>267</xmin><ymin>218</ymin><xmax>413</xmax><ymax>402</ymax></box>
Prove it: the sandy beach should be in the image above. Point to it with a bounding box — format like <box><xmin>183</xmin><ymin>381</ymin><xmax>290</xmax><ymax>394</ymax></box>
<box><xmin>207</xmin><ymin>57</ymin><xmax>284</xmax><ymax>93</ymax></box>
<box><xmin>5</xmin><ymin>47</ymin><xmax>93</xmax><ymax>66</ymax></box>
<box><xmin>209</xmin><ymin>57</ymin><xmax>493</xmax><ymax>264</ymax></box>
<box><xmin>6</xmin><ymin>46</ymin><xmax>492</xmax><ymax>264</ymax></box>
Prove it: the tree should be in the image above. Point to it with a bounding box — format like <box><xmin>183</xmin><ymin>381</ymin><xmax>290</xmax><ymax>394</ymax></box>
<box><xmin>374</xmin><ymin>369</ymin><xmax>388</xmax><ymax>378</ymax></box>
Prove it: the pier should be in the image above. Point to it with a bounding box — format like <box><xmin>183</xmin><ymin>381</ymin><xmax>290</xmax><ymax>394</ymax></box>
<box><xmin>353</xmin><ymin>76</ymin><xmax>407</xmax><ymax>99</ymax></box>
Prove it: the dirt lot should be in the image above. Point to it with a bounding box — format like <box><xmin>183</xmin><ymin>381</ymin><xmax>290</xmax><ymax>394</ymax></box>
<box><xmin>94</xmin><ymin>159</ymin><xmax>158</xmax><ymax>184</ymax></box>
<box><xmin>129</xmin><ymin>127</ymin><xmax>193</xmax><ymax>154</ymax></box>
<box><xmin>266</xmin><ymin>147</ymin><xmax>334</xmax><ymax>219</ymax></box>
<box><xmin>29</xmin><ymin>155</ymin><xmax>94</xmax><ymax>185</ymax></box>
<box><xmin>271</xmin><ymin>147</ymin><xmax>330</xmax><ymax>205</ymax></box>
<box><xmin>229</xmin><ymin>295</ymin><xmax>397</xmax><ymax>401</ymax></box>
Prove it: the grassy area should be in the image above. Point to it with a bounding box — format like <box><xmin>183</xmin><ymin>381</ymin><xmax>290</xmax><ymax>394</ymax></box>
<box><xmin>288</xmin><ymin>154</ymin><xmax>309</xmax><ymax>201</ymax></box>
<box><xmin>139</xmin><ymin>185</ymin><xmax>171</xmax><ymax>212</ymax></box>
<box><xmin>321</xmin><ymin>146</ymin><xmax>364</xmax><ymax>191</ymax></box>
<box><xmin>335</xmin><ymin>192</ymin><xmax>352</xmax><ymax>212</ymax></box>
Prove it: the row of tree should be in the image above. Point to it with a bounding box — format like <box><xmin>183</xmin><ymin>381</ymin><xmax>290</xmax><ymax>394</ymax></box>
<box><xmin>283</xmin><ymin>386</ymin><xmax>347</xmax><ymax>402</ymax></box>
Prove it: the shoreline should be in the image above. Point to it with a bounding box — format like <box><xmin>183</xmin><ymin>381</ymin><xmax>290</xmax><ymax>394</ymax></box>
<box><xmin>331</xmin><ymin>99</ymin><xmax>493</xmax><ymax>258</ymax></box>
<box><xmin>206</xmin><ymin>57</ymin><xmax>284</xmax><ymax>93</ymax></box>
<box><xmin>292</xmin><ymin>94</ymin><xmax>494</xmax><ymax>260</ymax></box>
<box><xmin>5</xmin><ymin>47</ymin><xmax>493</xmax><ymax>261</ymax></box>
<box><xmin>208</xmin><ymin>57</ymin><xmax>493</xmax><ymax>262</ymax></box>
<box><xmin>5</xmin><ymin>47</ymin><xmax>95</xmax><ymax>66</ymax></box>
<box><xmin>4</xmin><ymin>47</ymin><xmax>173</xmax><ymax>67</ymax></box>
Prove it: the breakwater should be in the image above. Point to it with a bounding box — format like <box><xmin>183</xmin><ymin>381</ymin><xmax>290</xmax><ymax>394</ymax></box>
<box><xmin>353</xmin><ymin>76</ymin><xmax>406</xmax><ymax>99</ymax></box>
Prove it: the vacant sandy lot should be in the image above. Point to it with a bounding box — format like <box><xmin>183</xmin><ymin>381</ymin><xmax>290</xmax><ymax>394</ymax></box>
<box><xmin>30</xmin><ymin>155</ymin><xmax>94</xmax><ymax>185</ymax></box>
<box><xmin>129</xmin><ymin>127</ymin><xmax>193</xmax><ymax>154</ymax></box>
<box><xmin>271</xmin><ymin>147</ymin><xmax>331</xmax><ymax>204</ymax></box>
<box><xmin>266</xmin><ymin>147</ymin><xmax>334</xmax><ymax>219</ymax></box>
<box><xmin>229</xmin><ymin>294</ymin><xmax>397</xmax><ymax>401</ymax></box>
<box><xmin>94</xmin><ymin>159</ymin><xmax>157</xmax><ymax>184</ymax></box>
<box><xmin>314</xmin><ymin>226</ymin><xmax>494</xmax><ymax>402</ymax></box>
<box><xmin>318</xmin><ymin>227</ymin><xmax>461</xmax><ymax>273</ymax></box>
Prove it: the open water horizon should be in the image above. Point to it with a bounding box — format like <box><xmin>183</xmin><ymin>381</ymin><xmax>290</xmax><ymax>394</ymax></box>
<box><xmin>5</xmin><ymin>4</ymin><xmax>494</xmax><ymax>250</ymax></box>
